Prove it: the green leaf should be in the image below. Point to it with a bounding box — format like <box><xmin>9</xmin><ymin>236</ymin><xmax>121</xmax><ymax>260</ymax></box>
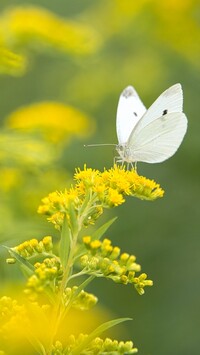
<box><xmin>3</xmin><ymin>245</ymin><xmax>34</xmax><ymax>276</ymax></box>
<box><xmin>92</xmin><ymin>216</ymin><xmax>117</xmax><ymax>240</ymax></box>
<box><xmin>59</xmin><ymin>214</ymin><xmax>71</xmax><ymax>269</ymax></box>
<box><xmin>71</xmin><ymin>317</ymin><xmax>132</xmax><ymax>355</ymax></box>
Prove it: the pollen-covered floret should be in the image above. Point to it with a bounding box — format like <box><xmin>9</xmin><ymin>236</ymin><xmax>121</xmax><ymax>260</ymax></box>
<box><xmin>81</xmin><ymin>237</ymin><xmax>153</xmax><ymax>295</ymax></box>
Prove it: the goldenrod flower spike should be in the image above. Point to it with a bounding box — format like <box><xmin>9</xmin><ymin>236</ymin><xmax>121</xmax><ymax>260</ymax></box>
<box><xmin>4</xmin><ymin>165</ymin><xmax>164</xmax><ymax>353</ymax></box>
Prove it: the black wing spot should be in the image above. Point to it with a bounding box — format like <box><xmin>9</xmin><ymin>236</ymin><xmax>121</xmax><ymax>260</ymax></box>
<box><xmin>163</xmin><ymin>109</ymin><xmax>168</xmax><ymax>115</ymax></box>
<box><xmin>133</xmin><ymin>112</ymin><xmax>137</xmax><ymax>117</ymax></box>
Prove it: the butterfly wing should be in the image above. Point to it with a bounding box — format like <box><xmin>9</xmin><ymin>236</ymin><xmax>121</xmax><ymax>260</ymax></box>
<box><xmin>127</xmin><ymin>112</ymin><xmax>188</xmax><ymax>163</ymax></box>
<box><xmin>116</xmin><ymin>85</ymin><xmax>146</xmax><ymax>144</ymax></box>
<box><xmin>129</xmin><ymin>83</ymin><xmax>183</xmax><ymax>138</ymax></box>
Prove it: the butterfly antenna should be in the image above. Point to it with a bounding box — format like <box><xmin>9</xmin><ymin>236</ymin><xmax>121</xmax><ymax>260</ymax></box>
<box><xmin>84</xmin><ymin>143</ymin><xmax>116</xmax><ymax>147</ymax></box>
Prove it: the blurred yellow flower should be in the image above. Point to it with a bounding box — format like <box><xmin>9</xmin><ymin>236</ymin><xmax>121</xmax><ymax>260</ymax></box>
<box><xmin>0</xmin><ymin>46</ymin><xmax>26</xmax><ymax>75</ymax></box>
<box><xmin>5</xmin><ymin>102</ymin><xmax>95</xmax><ymax>143</ymax></box>
<box><xmin>0</xmin><ymin>295</ymin><xmax>108</xmax><ymax>354</ymax></box>
<box><xmin>86</xmin><ymin>0</ymin><xmax>199</xmax><ymax>69</ymax></box>
<box><xmin>0</xmin><ymin>6</ymin><xmax>101</xmax><ymax>55</ymax></box>
<box><xmin>0</xmin><ymin>167</ymin><xmax>21</xmax><ymax>192</ymax></box>
<box><xmin>154</xmin><ymin>0</ymin><xmax>200</xmax><ymax>68</ymax></box>
<box><xmin>0</xmin><ymin>132</ymin><xmax>56</xmax><ymax>165</ymax></box>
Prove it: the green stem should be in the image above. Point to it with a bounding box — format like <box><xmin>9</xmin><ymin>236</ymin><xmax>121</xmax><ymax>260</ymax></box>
<box><xmin>45</xmin><ymin>191</ymin><xmax>98</xmax><ymax>353</ymax></box>
<box><xmin>68</xmin><ymin>269</ymin><xmax>88</xmax><ymax>281</ymax></box>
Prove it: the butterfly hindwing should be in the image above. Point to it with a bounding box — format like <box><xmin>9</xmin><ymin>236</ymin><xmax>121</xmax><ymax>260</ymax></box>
<box><xmin>127</xmin><ymin>112</ymin><xmax>188</xmax><ymax>163</ymax></box>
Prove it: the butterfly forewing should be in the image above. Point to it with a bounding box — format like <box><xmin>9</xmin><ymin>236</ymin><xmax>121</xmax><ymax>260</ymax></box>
<box><xmin>116</xmin><ymin>86</ymin><xmax>146</xmax><ymax>144</ymax></box>
<box><xmin>128</xmin><ymin>112</ymin><xmax>188</xmax><ymax>163</ymax></box>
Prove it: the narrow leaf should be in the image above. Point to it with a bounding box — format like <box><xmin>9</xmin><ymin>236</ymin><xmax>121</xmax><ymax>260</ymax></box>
<box><xmin>59</xmin><ymin>214</ymin><xmax>71</xmax><ymax>269</ymax></box>
<box><xmin>92</xmin><ymin>217</ymin><xmax>117</xmax><ymax>240</ymax></box>
<box><xmin>68</xmin><ymin>202</ymin><xmax>78</xmax><ymax>235</ymax></box>
<box><xmin>71</xmin><ymin>317</ymin><xmax>132</xmax><ymax>355</ymax></box>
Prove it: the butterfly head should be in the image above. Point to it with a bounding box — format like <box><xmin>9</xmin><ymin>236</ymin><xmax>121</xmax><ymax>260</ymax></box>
<box><xmin>116</xmin><ymin>143</ymin><xmax>135</xmax><ymax>163</ymax></box>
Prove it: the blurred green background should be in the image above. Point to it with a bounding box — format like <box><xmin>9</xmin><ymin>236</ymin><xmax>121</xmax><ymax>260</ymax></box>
<box><xmin>0</xmin><ymin>1</ymin><xmax>199</xmax><ymax>354</ymax></box>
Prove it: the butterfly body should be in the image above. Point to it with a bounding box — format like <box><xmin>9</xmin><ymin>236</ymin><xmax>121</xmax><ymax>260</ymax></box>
<box><xmin>116</xmin><ymin>84</ymin><xmax>188</xmax><ymax>164</ymax></box>
<box><xmin>116</xmin><ymin>143</ymin><xmax>136</xmax><ymax>163</ymax></box>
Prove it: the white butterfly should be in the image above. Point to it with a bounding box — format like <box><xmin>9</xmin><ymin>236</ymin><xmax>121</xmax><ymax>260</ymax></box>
<box><xmin>116</xmin><ymin>84</ymin><xmax>188</xmax><ymax>164</ymax></box>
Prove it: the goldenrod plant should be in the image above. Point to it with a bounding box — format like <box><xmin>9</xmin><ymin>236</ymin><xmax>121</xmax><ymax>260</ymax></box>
<box><xmin>1</xmin><ymin>165</ymin><xmax>164</xmax><ymax>354</ymax></box>
<box><xmin>0</xmin><ymin>1</ymin><xmax>198</xmax><ymax>354</ymax></box>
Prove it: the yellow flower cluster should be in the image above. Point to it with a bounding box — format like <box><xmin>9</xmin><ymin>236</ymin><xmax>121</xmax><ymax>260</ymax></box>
<box><xmin>6</xmin><ymin>102</ymin><xmax>94</xmax><ymax>144</ymax></box>
<box><xmin>25</xmin><ymin>257</ymin><xmax>62</xmax><ymax>300</ymax></box>
<box><xmin>52</xmin><ymin>335</ymin><xmax>138</xmax><ymax>354</ymax></box>
<box><xmin>75</xmin><ymin>165</ymin><xmax>164</xmax><ymax>202</ymax></box>
<box><xmin>0</xmin><ymin>167</ymin><xmax>21</xmax><ymax>192</ymax></box>
<box><xmin>81</xmin><ymin>237</ymin><xmax>153</xmax><ymax>295</ymax></box>
<box><xmin>0</xmin><ymin>131</ymin><xmax>56</xmax><ymax>167</ymax></box>
<box><xmin>12</xmin><ymin>236</ymin><xmax>53</xmax><ymax>259</ymax></box>
<box><xmin>64</xmin><ymin>287</ymin><xmax>98</xmax><ymax>311</ymax></box>
<box><xmin>133</xmin><ymin>273</ymin><xmax>153</xmax><ymax>296</ymax></box>
<box><xmin>38</xmin><ymin>166</ymin><xmax>164</xmax><ymax>230</ymax></box>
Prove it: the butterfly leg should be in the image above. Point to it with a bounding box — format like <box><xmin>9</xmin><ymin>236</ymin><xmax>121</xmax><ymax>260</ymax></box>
<box><xmin>114</xmin><ymin>156</ymin><xmax>122</xmax><ymax>166</ymax></box>
<box><xmin>114</xmin><ymin>156</ymin><xmax>118</xmax><ymax>166</ymax></box>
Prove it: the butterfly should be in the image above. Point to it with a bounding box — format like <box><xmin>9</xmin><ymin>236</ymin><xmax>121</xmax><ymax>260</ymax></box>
<box><xmin>116</xmin><ymin>84</ymin><xmax>188</xmax><ymax>165</ymax></box>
